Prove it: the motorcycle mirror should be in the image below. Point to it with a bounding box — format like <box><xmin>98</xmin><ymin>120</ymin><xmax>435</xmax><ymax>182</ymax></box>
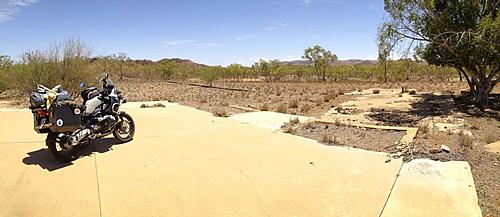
<box><xmin>79</xmin><ymin>82</ymin><xmax>86</xmax><ymax>88</ymax></box>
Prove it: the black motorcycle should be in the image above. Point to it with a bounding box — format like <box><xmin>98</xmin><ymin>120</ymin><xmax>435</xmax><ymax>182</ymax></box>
<box><xmin>30</xmin><ymin>73</ymin><xmax>135</xmax><ymax>162</ymax></box>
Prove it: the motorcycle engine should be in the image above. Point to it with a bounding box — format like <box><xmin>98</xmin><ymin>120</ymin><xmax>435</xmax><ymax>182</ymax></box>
<box><xmin>91</xmin><ymin>115</ymin><xmax>117</xmax><ymax>132</ymax></box>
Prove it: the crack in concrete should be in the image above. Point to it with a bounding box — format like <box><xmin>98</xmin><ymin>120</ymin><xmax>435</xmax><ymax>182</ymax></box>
<box><xmin>378</xmin><ymin>162</ymin><xmax>404</xmax><ymax>217</ymax></box>
<box><xmin>225</xmin><ymin>160</ymin><xmax>271</xmax><ymax>217</ymax></box>
<box><xmin>93</xmin><ymin>143</ymin><xmax>103</xmax><ymax>217</ymax></box>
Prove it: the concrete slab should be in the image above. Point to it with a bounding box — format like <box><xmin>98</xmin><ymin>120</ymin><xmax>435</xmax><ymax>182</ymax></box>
<box><xmin>381</xmin><ymin>159</ymin><xmax>482</xmax><ymax>217</ymax></box>
<box><xmin>229</xmin><ymin>111</ymin><xmax>312</xmax><ymax>130</ymax></box>
<box><xmin>95</xmin><ymin>106</ymin><xmax>403</xmax><ymax>217</ymax></box>
<box><xmin>0</xmin><ymin>104</ymin><xmax>482</xmax><ymax>217</ymax></box>
<box><xmin>0</xmin><ymin>112</ymin><xmax>100</xmax><ymax>217</ymax></box>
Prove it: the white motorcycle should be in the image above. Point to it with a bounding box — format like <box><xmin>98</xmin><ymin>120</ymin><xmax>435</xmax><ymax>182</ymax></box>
<box><xmin>30</xmin><ymin>73</ymin><xmax>135</xmax><ymax>162</ymax></box>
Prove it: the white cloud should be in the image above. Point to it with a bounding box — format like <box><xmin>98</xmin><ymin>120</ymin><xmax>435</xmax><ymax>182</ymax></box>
<box><xmin>160</xmin><ymin>39</ymin><xmax>229</xmax><ymax>47</ymax></box>
<box><xmin>235</xmin><ymin>34</ymin><xmax>256</xmax><ymax>40</ymax></box>
<box><xmin>0</xmin><ymin>0</ymin><xmax>37</xmax><ymax>23</ymax></box>
<box><xmin>264</xmin><ymin>23</ymin><xmax>286</xmax><ymax>31</ymax></box>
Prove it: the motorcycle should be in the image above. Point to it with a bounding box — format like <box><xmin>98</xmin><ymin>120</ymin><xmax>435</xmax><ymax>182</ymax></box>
<box><xmin>29</xmin><ymin>73</ymin><xmax>135</xmax><ymax>162</ymax></box>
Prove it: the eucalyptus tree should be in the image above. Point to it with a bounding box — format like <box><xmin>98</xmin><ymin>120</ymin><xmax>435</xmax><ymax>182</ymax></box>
<box><xmin>302</xmin><ymin>45</ymin><xmax>338</xmax><ymax>82</ymax></box>
<box><xmin>380</xmin><ymin>0</ymin><xmax>500</xmax><ymax>109</ymax></box>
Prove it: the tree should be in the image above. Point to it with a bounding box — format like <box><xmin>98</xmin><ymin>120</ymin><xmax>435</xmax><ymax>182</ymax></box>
<box><xmin>380</xmin><ymin>0</ymin><xmax>500</xmax><ymax>110</ymax></box>
<box><xmin>269</xmin><ymin>60</ymin><xmax>283</xmax><ymax>81</ymax></box>
<box><xmin>157</xmin><ymin>61</ymin><xmax>176</xmax><ymax>80</ymax></box>
<box><xmin>302</xmin><ymin>45</ymin><xmax>338</xmax><ymax>82</ymax></box>
<box><xmin>116</xmin><ymin>53</ymin><xmax>129</xmax><ymax>80</ymax></box>
<box><xmin>377</xmin><ymin>25</ymin><xmax>397</xmax><ymax>83</ymax></box>
<box><xmin>200</xmin><ymin>67</ymin><xmax>220</xmax><ymax>87</ymax></box>
<box><xmin>255</xmin><ymin>59</ymin><xmax>271</xmax><ymax>82</ymax></box>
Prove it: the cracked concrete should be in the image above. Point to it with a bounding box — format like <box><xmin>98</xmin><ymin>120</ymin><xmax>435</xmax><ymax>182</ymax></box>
<box><xmin>0</xmin><ymin>103</ymin><xmax>481</xmax><ymax>217</ymax></box>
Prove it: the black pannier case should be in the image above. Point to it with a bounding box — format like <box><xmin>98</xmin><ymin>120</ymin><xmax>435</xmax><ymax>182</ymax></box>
<box><xmin>49</xmin><ymin>103</ymin><xmax>81</xmax><ymax>133</ymax></box>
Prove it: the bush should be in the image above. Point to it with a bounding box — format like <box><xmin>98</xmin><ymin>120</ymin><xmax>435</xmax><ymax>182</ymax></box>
<box><xmin>4</xmin><ymin>38</ymin><xmax>98</xmax><ymax>97</ymax></box>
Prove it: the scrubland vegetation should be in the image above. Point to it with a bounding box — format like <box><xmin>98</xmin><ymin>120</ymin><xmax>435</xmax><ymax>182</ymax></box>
<box><xmin>0</xmin><ymin>40</ymin><xmax>460</xmax><ymax>97</ymax></box>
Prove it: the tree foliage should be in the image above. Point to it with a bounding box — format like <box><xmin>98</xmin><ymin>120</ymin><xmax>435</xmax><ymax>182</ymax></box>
<box><xmin>302</xmin><ymin>45</ymin><xmax>338</xmax><ymax>82</ymax></box>
<box><xmin>380</xmin><ymin>0</ymin><xmax>500</xmax><ymax>109</ymax></box>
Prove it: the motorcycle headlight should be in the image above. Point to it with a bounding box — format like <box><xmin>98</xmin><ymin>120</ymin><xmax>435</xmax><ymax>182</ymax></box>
<box><xmin>112</xmin><ymin>103</ymin><xmax>120</xmax><ymax>112</ymax></box>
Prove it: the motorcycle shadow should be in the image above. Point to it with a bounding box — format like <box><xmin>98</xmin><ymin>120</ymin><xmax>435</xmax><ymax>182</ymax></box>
<box><xmin>22</xmin><ymin>137</ymin><xmax>127</xmax><ymax>172</ymax></box>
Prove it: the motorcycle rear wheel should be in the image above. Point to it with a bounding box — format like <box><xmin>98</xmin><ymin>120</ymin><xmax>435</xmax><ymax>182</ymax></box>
<box><xmin>113</xmin><ymin>112</ymin><xmax>135</xmax><ymax>143</ymax></box>
<box><xmin>46</xmin><ymin>132</ymin><xmax>77</xmax><ymax>163</ymax></box>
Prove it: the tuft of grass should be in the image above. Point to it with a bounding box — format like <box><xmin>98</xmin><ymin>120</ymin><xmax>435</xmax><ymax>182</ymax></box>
<box><xmin>303</xmin><ymin>121</ymin><xmax>314</xmax><ymax>129</ymax></box>
<box><xmin>289</xmin><ymin>100</ymin><xmax>299</xmax><ymax>109</ymax></box>
<box><xmin>141</xmin><ymin>102</ymin><xmax>166</xmax><ymax>108</ymax></box>
<box><xmin>458</xmin><ymin>130</ymin><xmax>474</xmax><ymax>148</ymax></box>
<box><xmin>300</xmin><ymin>103</ymin><xmax>311</xmax><ymax>113</ymax></box>
<box><xmin>213</xmin><ymin>109</ymin><xmax>229</xmax><ymax>117</ymax></box>
<box><xmin>283</xmin><ymin>125</ymin><xmax>297</xmax><ymax>134</ymax></box>
<box><xmin>276</xmin><ymin>103</ymin><xmax>288</xmax><ymax>114</ymax></box>
<box><xmin>484</xmin><ymin>133</ymin><xmax>497</xmax><ymax>144</ymax></box>
<box><xmin>418</xmin><ymin>121</ymin><xmax>430</xmax><ymax>134</ymax></box>
<box><xmin>321</xmin><ymin>134</ymin><xmax>338</xmax><ymax>144</ymax></box>
<box><xmin>289</xmin><ymin>117</ymin><xmax>300</xmax><ymax>125</ymax></box>
<box><xmin>260</xmin><ymin>103</ymin><xmax>269</xmax><ymax>111</ymax></box>
<box><xmin>334</xmin><ymin>118</ymin><xmax>342</xmax><ymax>126</ymax></box>
<box><xmin>323</xmin><ymin>92</ymin><xmax>338</xmax><ymax>102</ymax></box>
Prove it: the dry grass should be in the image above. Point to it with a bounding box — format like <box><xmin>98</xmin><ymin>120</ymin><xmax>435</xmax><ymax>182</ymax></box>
<box><xmin>484</xmin><ymin>133</ymin><xmax>497</xmax><ymax>144</ymax></box>
<box><xmin>289</xmin><ymin>117</ymin><xmax>300</xmax><ymax>125</ymax></box>
<box><xmin>321</xmin><ymin>134</ymin><xmax>338</xmax><ymax>144</ymax></box>
<box><xmin>283</xmin><ymin>125</ymin><xmax>297</xmax><ymax>134</ymax></box>
<box><xmin>276</xmin><ymin>103</ymin><xmax>288</xmax><ymax>114</ymax></box>
<box><xmin>458</xmin><ymin>130</ymin><xmax>474</xmax><ymax>148</ymax></box>
<box><xmin>333</xmin><ymin>118</ymin><xmax>342</xmax><ymax>126</ymax></box>
<box><xmin>300</xmin><ymin>103</ymin><xmax>311</xmax><ymax>113</ymax></box>
<box><xmin>303</xmin><ymin>121</ymin><xmax>314</xmax><ymax>129</ymax></box>
<box><xmin>323</xmin><ymin>92</ymin><xmax>338</xmax><ymax>102</ymax></box>
<box><xmin>289</xmin><ymin>100</ymin><xmax>299</xmax><ymax>109</ymax></box>
<box><xmin>260</xmin><ymin>103</ymin><xmax>269</xmax><ymax>111</ymax></box>
<box><xmin>418</xmin><ymin>121</ymin><xmax>430</xmax><ymax>134</ymax></box>
<box><xmin>213</xmin><ymin>109</ymin><xmax>229</xmax><ymax>117</ymax></box>
<box><xmin>140</xmin><ymin>102</ymin><xmax>166</xmax><ymax>108</ymax></box>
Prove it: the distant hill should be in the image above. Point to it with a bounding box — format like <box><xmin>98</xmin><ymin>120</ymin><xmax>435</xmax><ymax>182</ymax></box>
<box><xmin>125</xmin><ymin>58</ymin><xmax>207</xmax><ymax>67</ymax></box>
<box><xmin>282</xmin><ymin>59</ymin><xmax>378</xmax><ymax>66</ymax></box>
<box><xmin>157</xmin><ymin>58</ymin><xmax>208</xmax><ymax>67</ymax></box>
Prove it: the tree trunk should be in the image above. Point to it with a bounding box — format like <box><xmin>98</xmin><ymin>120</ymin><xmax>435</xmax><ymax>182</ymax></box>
<box><xmin>474</xmin><ymin>79</ymin><xmax>490</xmax><ymax>111</ymax></box>
<box><xmin>384</xmin><ymin>62</ymin><xmax>387</xmax><ymax>83</ymax></box>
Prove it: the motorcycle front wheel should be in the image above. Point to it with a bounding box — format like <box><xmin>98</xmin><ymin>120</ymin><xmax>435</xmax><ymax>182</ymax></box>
<box><xmin>113</xmin><ymin>112</ymin><xmax>135</xmax><ymax>143</ymax></box>
<box><xmin>46</xmin><ymin>132</ymin><xmax>78</xmax><ymax>163</ymax></box>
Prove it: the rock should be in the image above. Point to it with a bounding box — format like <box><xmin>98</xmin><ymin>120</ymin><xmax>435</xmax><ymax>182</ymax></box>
<box><xmin>373</xmin><ymin>89</ymin><xmax>380</xmax><ymax>94</ymax></box>
<box><xmin>409</xmin><ymin>89</ymin><xmax>417</xmax><ymax>95</ymax></box>
<box><xmin>441</xmin><ymin>145</ymin><xmax>451</xmax><ymax>153</ymax></box>
<box><xmin>430</xmin><ymin>148</ymin><xmax>442</xmax><ymax>154</ymax></box>
<box><xmin>396</xmin><ymin>145</ymin><xmax>404</xmax><ymax>150</ymax></box>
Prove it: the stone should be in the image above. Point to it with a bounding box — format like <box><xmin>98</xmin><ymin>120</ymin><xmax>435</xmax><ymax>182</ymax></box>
<box><xmin>441</xmin><ymin>145</ymin><xmax>451</xmax><ymax>153</ymax></box>
<box><xmin>409</xmin><ymin>89</ymin><xmax>417</xmax><ymax>95</ymax></box>
<box><xmin>429</xmin><ymin>148</ymin><xmax>442</xmax><ymax>154</ymax></box>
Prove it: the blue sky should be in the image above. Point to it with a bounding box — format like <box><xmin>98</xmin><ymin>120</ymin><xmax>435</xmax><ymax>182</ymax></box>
<box><xmin>0</xmin><ymin>0</ymin><xmax>385</xmax><ymax>66</ymax></box>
